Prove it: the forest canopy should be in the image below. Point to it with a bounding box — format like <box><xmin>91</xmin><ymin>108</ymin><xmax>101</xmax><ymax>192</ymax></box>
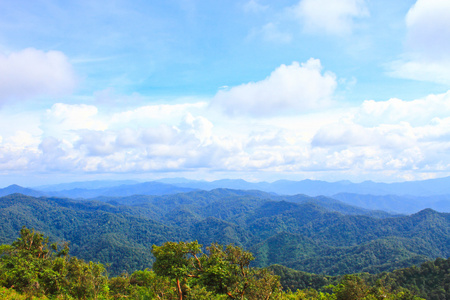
<box><xmin>0</xmin><ymin>227</ymin><xmax>439</xmax><ymax>299</ymax></box>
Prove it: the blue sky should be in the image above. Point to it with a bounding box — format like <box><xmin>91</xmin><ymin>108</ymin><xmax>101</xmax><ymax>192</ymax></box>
<box><xmin>0</xmin><ymin>0</ymin><xmax>450</xmax><ymax>186</ymax></box>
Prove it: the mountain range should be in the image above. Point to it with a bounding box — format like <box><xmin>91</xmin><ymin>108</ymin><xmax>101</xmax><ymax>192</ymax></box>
<box><xmin>1</xmin><ymin>188</ymin><xmax>449</xmax><ymax>276</ymax></box>
<box><xmin>1</xmin><ymin>176</ymin><xmax>449</xmax><ymax>214</ymax></box>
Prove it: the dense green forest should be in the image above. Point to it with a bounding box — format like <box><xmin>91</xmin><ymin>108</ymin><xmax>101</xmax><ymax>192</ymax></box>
<box><xmin>0</xmin><ymin>191</ymin><xmax>449</xmax><ymax>276</ymax></box>
<box><xmin>3</xmin><ymin>227</ymin><xmax>444</xmax><ymax>299</ymax></box>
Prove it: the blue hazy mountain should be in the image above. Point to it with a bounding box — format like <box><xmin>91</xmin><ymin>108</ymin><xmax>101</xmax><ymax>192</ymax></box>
<box><xmin>3</xmin><ymin>176</ymin><xmax>450</xmax><ymax>213</ymax></box>
<box><xmin>332</xmin><ymin>193</ymin><xmax>450</xmax><ymax>214</ymax></box>
<box><xmin>35</xmin><ymin>180</ymin><xmax>140</xmax><ymax>191</ymax></box>
<box><xmin>153</xmin><ymin>177</ymin><xmax>450</xmax><ymax>213</ymax></box>
<box><xmin>0</xmin><ymin>184</ymin><xmax>44</xmax><ymax>197</ymax></box>
<box><xmin>18</xmin><ymin>175</ymin><xmax>450</xmax><ymax>198</ymax></box>
<box><xmin>0</xmin><ymin>182</ymin><xmax>195</xmax><ymax>199</ymax></box>
<box><xmin>155</xmin><ymin>176</ymin><xmax>450</xmax><ymax>196</ymax></box>
<box><xmin>45</xmin><ymin>181</ymin><xmax>196</xmax><ymax>198</ymax></box>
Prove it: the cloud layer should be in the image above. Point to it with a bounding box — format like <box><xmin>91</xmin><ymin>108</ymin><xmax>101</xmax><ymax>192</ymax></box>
<box><xmin>1</xmin><ymin>87</ymin><xmax>450</xmax><ymax>182</ymax></box>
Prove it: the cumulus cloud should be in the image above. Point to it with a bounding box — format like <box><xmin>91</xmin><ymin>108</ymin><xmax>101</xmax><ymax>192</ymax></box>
<box><xmin>2</xmin><ymin>90</ymin><xmax>450</xmax><ymax>181</ymax></box>
<box><xmin>32</xmin><ymin>103</ymin><xmax>238</xmax><ymax>173</ymax></box>
<box><xmin>0</xmin><ymin>48</ymin><xmax>76</xmax><ymax>103</ymax></box>
<box><xmin>405</xmin><ymin>0</ymin><xmax>450</xmax><ymax>60</ymax></box>
<box><xmin>312</xmin><ymin>122</ymin><xmax>373</xmax><ymax>147</ymax></box>
<box><xmin>179</xmin><ymin>113</ymin><xmax>214</xmax><ymax>146</ymax></box>
<box><xmin>109</xmin><ymin>102</ymin><xmax>207</xmax><ymax>129</ymax></box>
<box><xmin>38</xmin><ymin>137</ymin><xmax>80</xmax><ymax>172</ymax></box>
<box><xmin>311</xmin><ymin>91</ymin><xmax>450</xmax><ymax>178</ymax></box>
<box><xmin>75</xmin><ymin>130</ymin><xmax>116</xmax><ymax>157</ymax></box>
<box><xmin>389</xmin><ymin>0</ymin><xmax>450</xmax><ymax>84</ymax></box>
<box><xmin>292</xmin><ymin>0</ymin><xmax>369</xmax><ymax>35</ymax></box>
<box><xmin>355</xmin><ymin>91</ymin><xmax>450</xmax><ymax>126</ymax></box>
<box><xmin>211</xmin><ymin>59</ymin><xmax>337</xmax><ymax>116</ymax></box>
<box><xmin>0</xmin><ymin>130</ymin><xmax>41</xmax><ymax>171</ymax></box>
<box><xmin>42</xmin><ymin>103</ymin><xmax>107</xmax><ymax>138</ymax></box>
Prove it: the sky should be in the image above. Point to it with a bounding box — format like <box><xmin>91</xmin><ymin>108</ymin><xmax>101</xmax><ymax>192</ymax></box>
<box><xmin>0</xmin><ymin>0</ymin><xmax>450</xmax><ymax>186</ymax></box>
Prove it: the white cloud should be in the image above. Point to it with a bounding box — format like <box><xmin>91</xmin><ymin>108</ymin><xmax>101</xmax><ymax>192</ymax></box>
<box><xmin>140</xmin><ymin>125</ymin><xmax>179</xmax><ymax>146</ymax></box>
<box><xmin>109</xmin><ymin>102</ymin><xmax>208</xmax><ymax>129</ymax></box>
<box><xmin>2</xmin><ymin>89</ymin><xmax>450</xmax><ymax>182</ymax></box>
<box><xmin>0</xmin><ymin>48</ymin><xmax>76</xmax><ymax>103</ymax></box>
<box><xmin>0</xmin><ymin>130</ymin><xmax>42</xmax><ymax>171</ymax></box>
<box><xmin>389</xmin><ymin>0</ymin><xmax>450</xmax><ymax>84</ymax></box>
<box><xmin>312</xmin><ymin>122</ymin><xmax>373</xmax><ymax>147</ymax></box>
<box><xmin>389</xmin><ymin>56</ymin><xmax>450</xmax><ymax>85</ymax></box>
<box><xmin>355</xmin><ymin>91</ymin><xmax>450</xmax><ymax>126</ymax></box>
<box><xmin>179</xmin><ymin>113</ymin><xmax>214</xmax><ymax>146</ymax></box>
<box><xmin>43</xmin><ymin>103</ymin><xmax>107</xmax><ymax>138</ymax></box>
<box><xmin>38</xmin><ymin>137</ymin><xmax>80</xmax><ymax>172</ymax></box>
<box><xmin>9</xmin><ymin>131</ymin><xmax>41</xmax><ymax>148</ymax></box>
<box><xmin>75</xmin><ymin>130</ymin><xmax>116</xmax><ymax>157</ymax></box>
<box><xmin>292</xmin><ymin>0</ymin><xmax>369</xmax><ymax>35</ymax></box>
<box><xmin>310</xmin><ymin>91</ymin><xmax>450</xmax><ymax>177</ymax></box>
<box><xmin>405</xmin><ymin>0</ymin><xmax>450</xmax><ymax>60</ymax></box>
<box><xmin>211</xmin><ymin>59</ymin><xmax>337</xmax><ymax>116</ymax></box>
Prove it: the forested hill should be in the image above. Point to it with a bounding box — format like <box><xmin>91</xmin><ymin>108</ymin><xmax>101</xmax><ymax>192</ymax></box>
<box><xmin>4</xmin><ymin>178</ymin><xmax>450</xmax><ymax>214</ymax></box>
<box><xmin>3</xmin><ymin>228</ymin><xmax>446</xmax><ymax>299</ymax></box>
<box><xmin>0</xmin><ymin>190</ymin><xmax>449</xmax><ymax>276</ymax></box>
<box><xmin>270</xmin><ymin>257</ymin><xmax>450</xmax><ymax>299</ymax></box>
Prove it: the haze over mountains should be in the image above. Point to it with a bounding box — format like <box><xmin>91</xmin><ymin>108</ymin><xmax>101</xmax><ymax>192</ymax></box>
<box><xmin>35</xmin><ymin>176</ymin><xmax>450</xmax><ymax>197</ymax></box>
<box><xmin>1</xmin><ymin>176</ymin><xmax>450</xmax><ymax>214</ymax></box>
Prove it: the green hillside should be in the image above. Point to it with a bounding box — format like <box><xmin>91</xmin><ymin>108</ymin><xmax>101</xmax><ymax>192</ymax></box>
<box><xmin>1</xmin><ymin>228</ymin><xmax>439</xmax><ymax>299</ymax></box>
<box><xmin>0</xmin><ymin>190</ymin><xmax>449</xmax><ymax>277</ymax></box>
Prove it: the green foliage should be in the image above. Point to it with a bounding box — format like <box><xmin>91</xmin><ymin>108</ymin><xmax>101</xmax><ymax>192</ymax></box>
<box><xmin>1</xmin><ymin>227</ymin><xmax>446</xmax><ymax>300</ymax></box>
<box><xmin>272</xmin><ymin>259</ymin><xmax>450</xmax><ymax>300</ymax></box>
<box><xmin>152</xmin><ymin>241</ymin><xmax>202</xmax><ymax>281</ymax></box>
<box><xmin>0</xmin><ymin>191</ymin><xmax>450</xmax><ymax>278</ymax></box>
<box><xmin>0</xmin><ymin>286</ymin><xmax>49</xmax><ymax>299</ymax></box>
<box><xmin>377</xmin><ymin>257</ymin><xmax>450</xmax><ymax>300</ymax></box>
<box><xmin>267</xmin><ymin>264</ymin><xmax>335</xmax><ymax>292</ymax></box>
<box><xmin>0</xmin><ymin>226</ymin><xmax>108</xmax><ymax>299</ymax></box>
<box><xmin>152</xmin><ymin>241</ymin><xmax>282</xmax><ymax>299</ymax></box>
<box><xmin>0</xmin><ymin>229</ymin><xmax>282</xmax><ymax>299</ymax></box>
<box><xmin>129</xmin><ymin>269</ymin><xmax>177</xmax><ymax>299</ymax></box>
<box><xmin>326</xmin><ymin>274</ymin><xmax>425</xmax><ymax>300</ymax></box>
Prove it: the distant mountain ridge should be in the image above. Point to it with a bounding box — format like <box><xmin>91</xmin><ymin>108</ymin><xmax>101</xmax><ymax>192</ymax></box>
<box><xmin>1</xmin><ymin>182</ymin><xmax>195</xmax><ymax>199</ymax></box>
<box><xmin>1</xmin><ymin>176</ymin><xmax>450</xmax><ymax>214</ymax></box>
<box><xmin>332</xmin><ymin>193</ymin><xmax>450</xmax><ymax>214</ymax></box>
<box><xmin>0</xmin><ymin>184</ymin><xmax>44</xmax><ymax>197</ymax></box>
<box><xmin>153</xmin><ymin>176</ymin><xmax>450</xmax><ymax>196</ymax></box>
<box><xmin>36</xmin><ymin>180</ymin><xmax>140</xmax><ymax>191</ymax></box>
<box><xmin>22</xmin><ymin>175</ymin><xmax>450</xmax><ymax>197</ymax></box>
<box><xmin>46</xmin><ymin>181</ymin><xmax>196</xmax><ymax>198</ymax></box>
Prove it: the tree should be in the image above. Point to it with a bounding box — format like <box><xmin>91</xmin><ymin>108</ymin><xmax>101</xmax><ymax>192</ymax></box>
<box><xmin>130</xmin><ymin>269</ymin><xmax>177</xmax><ymax>300</ymax></box>
<box><xmin>0</xmin><ymin>227</ymin><xmax>66</xmax><ymax>297</ymax></box>
<box><xmin>151</xmin><ymin>241</ymin><xmax>281</xmax><ymax>300</ymax></box>
<box><xmin>0</xmin><ymin>226</ymin><xmax>108</xmax><ymax>299</ymax></box>
<box><xmin>152</xmin><ymin>241</ymin><xmax>203</xmax><ymax>300</ymax></box>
